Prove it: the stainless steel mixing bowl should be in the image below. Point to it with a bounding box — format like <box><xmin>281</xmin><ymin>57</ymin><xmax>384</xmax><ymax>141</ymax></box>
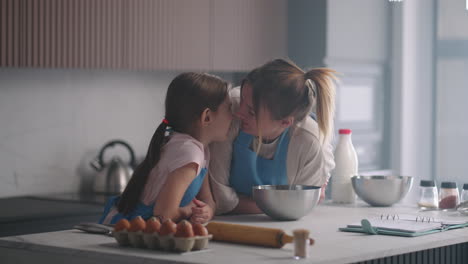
<box><xmin>351</xmin><ymin>175</ymin><xmax>413</xmax><ymax>206</ymax></box>
<box><xmin>252</xmin><ymin>185</ymin><xmax>321</xmax><ymax>221</ymax></box>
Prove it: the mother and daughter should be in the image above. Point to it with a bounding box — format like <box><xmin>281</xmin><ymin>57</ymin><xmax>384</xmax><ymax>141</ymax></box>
<box><xmin>99</xmin><ymin>58</ymin><xmax>337</xmax><ymax>225</ymax></box>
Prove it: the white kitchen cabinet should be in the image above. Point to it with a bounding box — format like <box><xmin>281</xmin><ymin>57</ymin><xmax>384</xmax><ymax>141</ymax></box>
<box><xmin>0</xmin><ymin>0</ymin><xmax>287</xmax><ymax>71</ymax></box>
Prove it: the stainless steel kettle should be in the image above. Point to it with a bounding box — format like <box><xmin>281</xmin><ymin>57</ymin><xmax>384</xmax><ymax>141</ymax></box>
<box><xmin>90</xmin><ymin>140</ymin><xmax>136</xmax><ymax>194</ymax></box>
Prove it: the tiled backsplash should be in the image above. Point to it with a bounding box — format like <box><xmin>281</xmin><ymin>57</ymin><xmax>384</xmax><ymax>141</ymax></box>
<box><xmin>0</xmin><ymin>68</ymin><xmax>236</xmax><ymax>198</ymax></box>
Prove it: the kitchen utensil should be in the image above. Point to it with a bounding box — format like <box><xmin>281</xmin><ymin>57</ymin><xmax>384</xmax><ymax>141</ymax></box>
<box><xmin>351</xmin><ymin>175</ymin><xmax>413</xmax><ymax>206</ymax></box>
<box><xmin>90</xmin><ymin>140</ymin><xmax>136</xmax><ymax>194</ymax></box>
<box><xmin>73</xmin><ymin>222</ymin><xmax>113</xmax><ymax>236</ymax></box>
<box><xmin>205</xmin><ymin>222</ymin><xmax>314</xmax><ymax>248</ymax></box>
<box><xmin>252</xmin><ymin>185</ymin><xmax>321</xmax><ymax>221</ymax></box>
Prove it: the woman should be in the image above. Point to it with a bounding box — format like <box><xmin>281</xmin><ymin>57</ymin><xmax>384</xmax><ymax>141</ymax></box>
<box><xmin>209</xmin><ymin>59</ymin><xmax>337</xmax><ymax>214</ymax></box>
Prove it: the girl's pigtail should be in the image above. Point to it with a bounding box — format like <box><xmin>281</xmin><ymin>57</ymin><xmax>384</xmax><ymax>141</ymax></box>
<box><xmin>117</xmin><ymin>120</ymin><xmax>169</xmax><ymax>214</ymax></box>
<box><xmin>304</xmin><ymin>69</ymin><xmax>337</xmax><ymax>144</ymax></box>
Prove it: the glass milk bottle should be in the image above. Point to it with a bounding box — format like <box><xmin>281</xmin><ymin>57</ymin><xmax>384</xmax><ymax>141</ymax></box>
<box><xmin>331</xmin><ymin>129</ymin><xmax>358</xmax><ymax>203</ymax></box>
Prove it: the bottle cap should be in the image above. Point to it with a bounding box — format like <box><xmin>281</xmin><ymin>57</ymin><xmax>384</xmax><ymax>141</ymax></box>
<box><xmin>463</xmin><ymin>184</ymin><xmax>468</xmax><ymax>190</ymax></box>
<box><xmin>339</xmin><ymin>129</ymin><xmax>352</xmax><ymax>135</ymax></box>
<box><xmin>420</xmin><ymin>180</ymin><xmax>435</xmax><ymax>187</ymax></box>
<box><xmin>441</xmin><ymin>181</ymin><xmax>457</xmax><ymax>189</ymax></box>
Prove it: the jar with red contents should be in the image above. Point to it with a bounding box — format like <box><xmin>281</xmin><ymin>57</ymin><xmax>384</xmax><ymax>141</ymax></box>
<box><xmin>439</xmin><ymin>182</ymin><xmax>459</xmax><ymax>210</ymax></box>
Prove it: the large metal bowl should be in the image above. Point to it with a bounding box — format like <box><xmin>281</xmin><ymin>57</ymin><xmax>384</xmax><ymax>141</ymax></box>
<box><xmin>351</xmin><ymin>175</ymin><xmax>413</xmax><ymax>206</ymax></box>
<box><xmin>252</xmin><ymin>185</ymin><xmax>321</xmax><ymax>221</ymax></box>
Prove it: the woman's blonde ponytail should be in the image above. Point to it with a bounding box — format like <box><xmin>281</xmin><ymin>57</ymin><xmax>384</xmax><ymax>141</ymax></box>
<box><xmin>305</xmin><ymin>68</ymin><xmax>337</xmax><ymax>144</ymax></box>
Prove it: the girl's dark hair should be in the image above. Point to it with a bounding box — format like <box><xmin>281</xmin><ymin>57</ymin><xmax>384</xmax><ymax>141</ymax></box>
<box><xmin>118</xmin><ymin>72</ymin><xmax>229</xmax><ymax>214</ymax></box>
<box><xmin>243</xmin><ymin>58</ymin><xmax>337</xmax><ymax>143</ymax></box>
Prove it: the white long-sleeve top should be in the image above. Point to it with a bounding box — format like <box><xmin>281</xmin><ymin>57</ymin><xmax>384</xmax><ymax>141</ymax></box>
<box><xmin>209</xmin><ymin>87</ymin><xmax>335</xmax><ymax>215</ymax></box>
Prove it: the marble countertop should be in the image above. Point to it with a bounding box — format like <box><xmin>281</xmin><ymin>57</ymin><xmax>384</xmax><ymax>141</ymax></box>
<box><xmin>2</xmin><ymin>202</ymin><xmax>468</xmax><ymax>264</ymax></box>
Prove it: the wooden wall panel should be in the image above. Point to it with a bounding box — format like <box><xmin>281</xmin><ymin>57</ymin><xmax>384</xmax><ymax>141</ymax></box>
<box><xmin>212</xmin><ymin>0</ymin><xmax>288</xmax><ymax>71</ymax></box>
<box><xmin>0</xmin><ymin>0</ymin><xmax>21</xmax><ymax>67</ymax></box>
<box><xmin>0</xmin><ymin>0</ymin><xmax>286</xmax><ymax>71</ymax></box>
<box><xmin>0</xmin><ymin>0</ymin><xmax>6</xmax><ymax>65</ymax></box>
<box><xmin>0</xmin><ymin>0</ymin><xmax>125</xmax><ymax>69</ymax></box>
<box><xmin>172</xmin><ymin>0</ymin><xmax>211</xmax><ymax>70</ymax></box>
<box><xmin>125</xmin><ymin>0</ymin><xmax>210</xmax><ymax>71</ymax></box>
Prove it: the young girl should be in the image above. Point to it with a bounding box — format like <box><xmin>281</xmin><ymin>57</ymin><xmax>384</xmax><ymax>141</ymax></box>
<box><xmin>99</xmin><ymin>72</ymin><xmax>232</xmax><ymax>224</ymax></box>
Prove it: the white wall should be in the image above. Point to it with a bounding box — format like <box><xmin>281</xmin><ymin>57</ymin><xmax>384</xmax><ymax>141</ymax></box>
<box><xmin>327</xmin><ymin>0</ymin><xmax>389</xmax><ymax>63</ymax></box>
<box><xmin>436</xmin><ymin>59</ymin><xmax>468</xmax><ymax>187</ymax></box>
<box><xmin>325</xmin><ymin>0</ymin><xmax>390</xmax><ymax>171</ymax></box>
<box><xmin>438</xmin><ymin>1</ymin><xmax>468</xmax><ymax>39</ymax></box>
<box><xmin>0</xmin><ymin>69</ymin><xmax>235</xmax><ymax>198</ymax></box>
<box><xmin>435</xmin><ymin>0</ymin><xmax>468</xmax><ymax>187</ymax></box>
<box><xmin>390</xmin><ymin>0</ymin><xmax>436</xmax><ymax>202</ymax></box>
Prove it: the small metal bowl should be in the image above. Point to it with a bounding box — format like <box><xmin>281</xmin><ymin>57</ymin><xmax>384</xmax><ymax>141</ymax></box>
<box><xmin>252</xmin><ymin>185</ymin><xmax>321</xmax><ymax>221</ymax></box>
<box><xmin>351</xmin><ymin>175</ymin><xmax>413</xmax><ymax>206</ymax></box>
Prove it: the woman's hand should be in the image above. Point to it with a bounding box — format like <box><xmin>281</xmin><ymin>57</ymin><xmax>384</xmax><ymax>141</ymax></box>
<box><xmin>189</xmin><ymin>198</ymin><xmax>214</xmax><ymax>224</ymax></box>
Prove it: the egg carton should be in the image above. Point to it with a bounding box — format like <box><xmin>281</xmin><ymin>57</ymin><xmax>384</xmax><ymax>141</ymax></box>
<box><xmin>113</xmin><ymin>230</ymin><xmax>212</xmax><ymax>252</ymax></box>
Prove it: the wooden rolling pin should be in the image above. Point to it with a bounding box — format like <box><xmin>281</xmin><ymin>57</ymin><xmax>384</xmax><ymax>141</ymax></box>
<box><xmin>206</xmin><ymin>222</ymin><xmax>314</xmax><ymax>248</ymax></box>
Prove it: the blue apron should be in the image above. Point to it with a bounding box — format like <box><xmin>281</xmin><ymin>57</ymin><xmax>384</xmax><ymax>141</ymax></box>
<box><xmin>229</xmin><ymin>129</ymin><xmax>290</xmax><ymax>196</ymax></box>
<box><xmin>98</xmin><ymin>168</ymin><xmax>207</xmax><ymax>224</ymax></box>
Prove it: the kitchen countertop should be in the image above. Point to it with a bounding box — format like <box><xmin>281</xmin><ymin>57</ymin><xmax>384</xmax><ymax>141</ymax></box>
<box><xmin>1</xmin><ymin>202</ymin><xmax>468</xmax><ymax>264</ymax></box>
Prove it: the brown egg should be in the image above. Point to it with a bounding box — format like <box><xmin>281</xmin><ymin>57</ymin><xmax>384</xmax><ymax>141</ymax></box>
<box><xmin>192</xmin><ymin>223</ymin><xmax>209</xmax><ymax>236</ymax></box>
<box><xmin>159</xmin><ymin>219</ymin><xmax>177</xmax><ymax>236</ymax></box>
<box><xmin>129</xmin><ymin>216</ymin><xmax>146</xmax><ymax>232</ymax></box>
<box><xmin>114</xmin><ymin>219</ymin><xmax>131</xmax><ymax>232</ymax></box>
<box><xmin>174</xmin><ymin>220</ymin><xmax>194</xmax><ymax>237</ymax></box>
<box><xmin>144</xmin><ymin>217</ymin><xmax>161</xmax><ymax>234</ymax></box>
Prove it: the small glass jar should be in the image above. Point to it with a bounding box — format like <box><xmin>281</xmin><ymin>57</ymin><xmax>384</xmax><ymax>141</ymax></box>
<box><xmin>461</xmin><ymin>184</ymin><xmax>468</xmax><ymax>203</ymax></box>
<box><xmin>293</xmin><ymin>229</ymin><xmax>310</xmax><ymax>259</ymax></box>
<box><xmin>417</xmin><ymin>180</ymin><xmax>438</xmax><ymax>209</ymax></box>
<box><xmin>439</xmin><ymin>181</ymin><xmax>459</xmax><ymax>210</ymax></box>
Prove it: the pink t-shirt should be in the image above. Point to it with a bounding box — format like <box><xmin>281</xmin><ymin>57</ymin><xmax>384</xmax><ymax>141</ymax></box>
<box><xmin>101</xmin><ymin>133</ymin><xmax>208</xmax><ymax>224</ymax></box>
<box><xmin>140</xmin><ymin>132</ymin><xmax>209</xmax><ymax>205</ymax></box>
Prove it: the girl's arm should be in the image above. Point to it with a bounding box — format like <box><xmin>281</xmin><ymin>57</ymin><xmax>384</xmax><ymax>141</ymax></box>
<box><xmin>153</xmin><ymin>163</ymin><xmax>198</xmax><ymax>222</ymax></box>
<box><xmin>190</xmin><ymin>173</ymin><xmax>216</xmax><ymax>223</ymax></box>
<box><xmin>196</xmin><ymin>172</ymin><xmax>216</xmax><ymax>212</ymax></box>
